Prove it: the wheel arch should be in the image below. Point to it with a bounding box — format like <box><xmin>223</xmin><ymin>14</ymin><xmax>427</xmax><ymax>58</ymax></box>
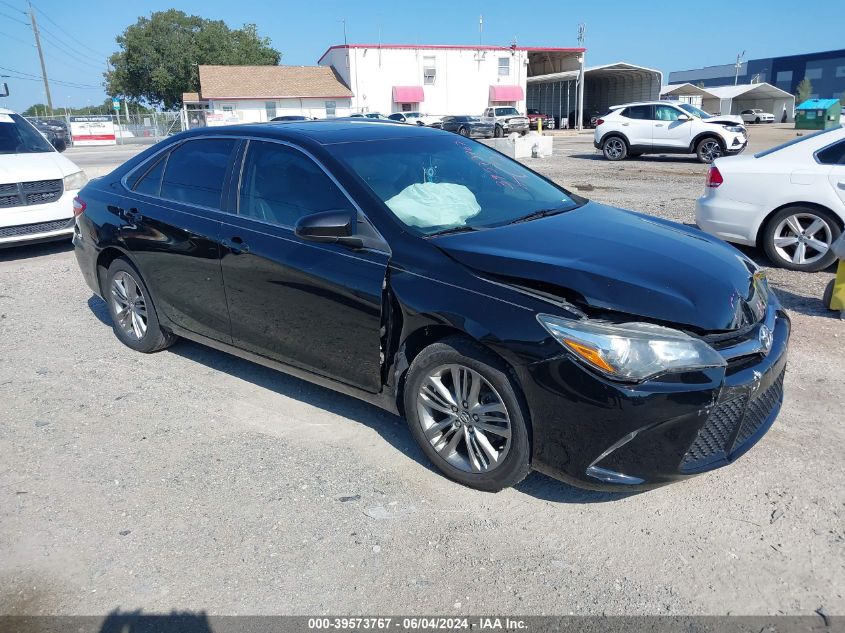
<box><xmin>95</xmin><ymin>245</ymin><xmax>138</xmax><ymax>296</ymax></box>
<box><xmin>599</xmin><ymin>130</ymin><xmax>630</xmax><ymax>147</ymax></box>
<box><xmin>755</xmin><ymin>201</ymin><xmax>845</xmax><ymax>247</ymax></box>
<box><xmin>689</xmin><ymin>132</ymin><xmax>725</xmax><ymax>153</ymax></box>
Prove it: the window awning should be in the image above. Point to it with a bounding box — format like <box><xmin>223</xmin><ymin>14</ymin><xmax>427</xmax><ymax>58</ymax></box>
<box><xmin>393</xmin><ymin>86</ymin><xmax>424</xmax><ymax>103</ymax></box>
<box><xmin>489</xmin><ymin>85</ymin><xmax>524</xmax><ymax>101</ymax></box>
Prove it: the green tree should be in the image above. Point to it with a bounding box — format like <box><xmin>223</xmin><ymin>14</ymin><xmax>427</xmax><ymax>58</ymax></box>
<box><xmin>105</xmin><ymin>9</ymin><xmax>280</xmax><ymax>110</ymax></box>
<box><xmin>22</xmin><ymin>103</ymin><xmax>51</xmax><ymax>116</ymax></box>
<box><xmin>795</xmin><ymin>78</ymin><xmax>813</xmax><ymax>104</ymax></box>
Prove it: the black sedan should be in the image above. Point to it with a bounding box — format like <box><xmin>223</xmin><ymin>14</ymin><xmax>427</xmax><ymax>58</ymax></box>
<box><xmin>72</xmin><ymin>121</ymin><xmax>789</xmax><ymax>492</ymax></box>
<box><xmin>438</xmin><ymin>115</ymin><xmax>494</xmax><ymax>138</ymax></box>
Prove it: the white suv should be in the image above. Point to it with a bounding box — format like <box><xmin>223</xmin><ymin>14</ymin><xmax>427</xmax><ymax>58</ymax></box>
<box><xmin>593</xmin><ymin>101</ymin><xmax>748</xmax><ymax>163</ymax></box>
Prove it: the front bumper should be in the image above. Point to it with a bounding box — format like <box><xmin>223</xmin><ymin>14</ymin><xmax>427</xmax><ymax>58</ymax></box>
<box><xmin>0</xmin><ymin>189</ymin><xmax>76</xmax><ymax>248</ymax></box>
<box><xmin>503</xmin><ymin>121</ymin><xmax>529</xmax><ymax>132</ymax></box>
<box><xmin>522</xmin><ymin>306</ymin><xmax>790</xmax><ymax>490</ymax></box>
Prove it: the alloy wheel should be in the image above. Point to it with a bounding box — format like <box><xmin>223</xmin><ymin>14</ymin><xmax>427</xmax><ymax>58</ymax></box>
<box><xmin>699</xmin><ymin>140</ymin><xmax>722</xmax><ymax>163</ymax></box>
<box><xmin>416</xmin><ymin>364</ymin><xmax>512</xmax><ymax>473</ymax></box>
<box><xmin>110</xmin><ymin>271</ymin><xmax>148</xmax><ymax>340</ymax></box>
<box><xmin>604</xmin><ymin>138</ymin><xmax>625</xmax><ymax>159</ymax></box>
<box><xmin>773</xmin><ymin>213</ymin><xmax>833</xmax><ymax>267</ymax></box>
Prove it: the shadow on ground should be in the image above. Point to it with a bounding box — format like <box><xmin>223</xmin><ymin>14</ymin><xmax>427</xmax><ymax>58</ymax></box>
<box><xmin>0</xmin><ymin>240</ymin><xmax>73</xmax><ymax>263</ymax></box>
<box><xmin>569</xmin><ymin>152</ymin><xmax>704</xmax><ymax>165</ymax></box>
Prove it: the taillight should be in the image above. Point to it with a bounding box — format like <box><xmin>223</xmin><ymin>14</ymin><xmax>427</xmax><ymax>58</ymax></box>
<box><xmin>706</xmin><ymin>166</ymin><xmax>723</xmax><ymax>188</ymax></box>
<box><xmin>595</xmin><ymin>118</ymin><xmax>604</xmax><ymax>126</ymax></box>
<box><xmin>72</xmin><ymin>196</ymin><xmax>87</xmax><ymax>217</ymax></box>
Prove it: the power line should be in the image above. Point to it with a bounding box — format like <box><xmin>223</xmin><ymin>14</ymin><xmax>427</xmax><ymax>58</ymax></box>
<box><xmin>38</xmin><ymin>27</ymin><xmax>108</xmax><ymax>69</ymax></box>
<box><xmin>30</xmin><ymin>1</ymin><xmax>111</xmax><ymax>59</ymax></box>
<box><xmin>0</xmin><ymin>0</ymin><xmax>25</xmax><ymax>14</ymax></box>
<box><xmin>0</xmin><ymin>29</ymin><xmax>34</xmax><ymax>47</ymax></box>
<box><xmin>0</xmin><ymin>8</ymin><xmax>28</xmax><ymax>23</ymax></box>
<box><xmin>37</xmin><ymin>23</ymin><xmax>108</xmax><ymax>67</ymax></box>
<box><xmin>0</xmin><ymin>73</ymin><xmax>101</xmax><ymax>90</ymax></box>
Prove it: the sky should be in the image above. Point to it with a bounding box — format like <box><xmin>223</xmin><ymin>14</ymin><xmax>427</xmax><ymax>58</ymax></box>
<box><xmin>1</xmin><ymin>0</ymin><xmax>841</xmax><ymax>112</ymax></box>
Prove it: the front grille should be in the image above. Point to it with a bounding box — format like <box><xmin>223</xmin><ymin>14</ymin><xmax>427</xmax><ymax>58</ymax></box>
<box><xmin>681</xmin><ymin>367</ymin><xmax>785</xmax><ymax>471</ymax></box>
<box><xmin>0</xmin><ymin>179</ymin><xmax>63</xmax><ymax>209</ymax></box>
<box><xmin>0</xmin><ymin>218</ymin><xmax>73</xmax><ymax>239</ymax></box>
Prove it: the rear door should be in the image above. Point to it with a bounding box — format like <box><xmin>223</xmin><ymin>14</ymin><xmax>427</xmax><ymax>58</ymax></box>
<box><xmin>618</xmin><ymin>105</ymin><xmax>653</xmax><ymax>146</ymax></box>
<box><xmin>120</xmin><ymin>137</ymin><xmax>238</xmax><ymax>343</ymax></box>
<box><xmin>219</xmin><ymin>139</ymin><xmax>389</xmax><ymax>392</ymax></box>
<box><xmin>817</xmin><ymin>138</ymin><xmax>845</xmax><ymax>208</ymax></box>
<box><xmin>652</xmin><ymin>104</ymin><xmax>693</xmax><ymax>149</ymax></box>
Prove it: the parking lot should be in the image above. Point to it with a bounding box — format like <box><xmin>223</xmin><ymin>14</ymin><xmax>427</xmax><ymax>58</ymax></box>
<box><xmin>1</xmin><ymin>127</ymin><xmax>843</xmax><ymax>616</ymax></box>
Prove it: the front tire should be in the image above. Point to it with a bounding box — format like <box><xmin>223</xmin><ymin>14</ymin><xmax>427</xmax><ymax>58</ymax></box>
<box><xmin>696</xmin><ymin>137</ymin><xmax>723</xmax><ymax>163</ymax></box>
<box><xmin>494</xmin><ymin>125</ymin><xmax>503</xmax><ymax>138</ymax></box>
<box><xmin>755</xmin><ymin>117</ymin><xmax>761</xmax><ymax>124</ymax></box>
<box><xmin>105</xmin><ymin>258</ymin><xmax>177</xmax><ymax>353</ymax></box>
<box><xmin>458</xmin><ymin>126</ymin><xmax>470</xmax><ymax>137</ymax></box>
<box><xmin>762</xmin><ymin>206</ymin><xmax>841</xmax><ymax>272</ymax></box>
<box><xmin>602</xmin><ymin>136</ymin><xmax>627</xmax><ymax>161</ymax></box>
<box><xmin>403</xmin><ymin>337</ymin><xmax>531</xmax><ymax>492</ymax></box>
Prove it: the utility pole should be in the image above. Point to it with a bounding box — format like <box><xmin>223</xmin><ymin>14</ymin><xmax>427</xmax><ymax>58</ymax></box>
<box><xmin>577</xmin><ymin>23</ymin><xmax>586</xmax><ymax>131</ymax></box>
<box><xmin>479</xmin><ymin>14</ymin><xmax>483</xmax><ymax>47</ymax></box>
<box><xmin>28</xmin><ymin>2</ymin><xmax>53</xmax><ymax>113</ymax></box>
<box><xmin>734</xmin><ymin>50</ymin><xmax>745</xmax><ymax>85</ymax></box>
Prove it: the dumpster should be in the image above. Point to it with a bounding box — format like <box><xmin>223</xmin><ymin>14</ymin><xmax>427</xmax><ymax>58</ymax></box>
<box><xmin>795</xmin><ymin>99</ymin><xmax>842</xmax><ymax>130</ymax></box>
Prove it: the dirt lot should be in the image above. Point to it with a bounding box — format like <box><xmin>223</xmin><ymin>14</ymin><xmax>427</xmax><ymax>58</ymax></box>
<box><xmin>0</xmin><ymin>127</ymin><xmax>843</xmax><ymax>617</ymax></box>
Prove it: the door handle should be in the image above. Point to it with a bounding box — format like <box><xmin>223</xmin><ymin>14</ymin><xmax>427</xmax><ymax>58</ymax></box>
<box><xmin>124</xmin><ymin>208</ymin><xmax>142</xmax><ymax>222</ymax></box>
<box><xmin>621</xmin><ymin>122</ymin><xmax>629</xmax><ymax>126</ymax></box>
<box><xmin>654</xmin><ymin>124</ymin><xmax>664</xmax><ymax>127</ymax></box>
<box><xmin>223</xmin><ymin>236</ymin><xmax>250</xmax><ymax>254</ymax></box>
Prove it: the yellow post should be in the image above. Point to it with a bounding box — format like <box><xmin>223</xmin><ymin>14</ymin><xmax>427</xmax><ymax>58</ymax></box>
<box><xmin>537</xmin><ymin>117</ymin><xmax>543</xmax><ymax>134</ymax></box>
<box><xmin>830</xmin><ymin>260</ymin><xmax>845</xmax><ymax>312</ymax></box>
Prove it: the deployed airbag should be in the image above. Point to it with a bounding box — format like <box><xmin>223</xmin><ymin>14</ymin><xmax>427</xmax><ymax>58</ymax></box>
<box><xmin>384</xmin><ymin>182</ymin><xmax>481</xmax><ymax>228</ymax></box>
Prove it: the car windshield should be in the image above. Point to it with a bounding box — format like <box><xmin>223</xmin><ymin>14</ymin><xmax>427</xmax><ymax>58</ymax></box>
<box><xmin>0</xmin><ymin>113</ymin><xmax>55</xmax><ymax>154</ymax></box>
<box><xmin>754</xmin><ymin>124</ymin><xmax>843</xmax><ymax>158</ymax></box>
<box><xmin>679</xmin><ymin>103</ymin><xmax>712</xmax><ymax>119</ymax></box>
<box><xmin>495</xmin><ymin>107</ymin><xmax>520</xmax><ymax>116</ymax></box>
<box><xmin>332</xmin><ymin>135</ymin><xmax>581</xmax><ymax>235</ymax></box>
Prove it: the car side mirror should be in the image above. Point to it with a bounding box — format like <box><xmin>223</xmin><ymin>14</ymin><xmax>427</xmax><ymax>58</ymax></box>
<box><xmin>295</xmin><ymin>210</ymin><xmax>364</xmax><ymax>249</ymax></box>
<box><xmin>677</xmin><ymin>114</ymin><xmax>691</xmax><ymax>122</ymax></box>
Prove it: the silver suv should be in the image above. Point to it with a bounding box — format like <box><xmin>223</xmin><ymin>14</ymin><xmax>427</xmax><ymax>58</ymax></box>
<box><xmin>593</xmin><ymin>101</ymin><xmax>747</xmax><ymax>163</ymax></box>
<box><xmin>482</xmin><ymin>107</ymin><xmax>530</xmax><ymax>137</ymax></box>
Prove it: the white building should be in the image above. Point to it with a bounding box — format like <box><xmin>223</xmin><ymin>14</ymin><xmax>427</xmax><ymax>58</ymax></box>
<box><xmin>317</xmin><ymin>44</ymin><xmax>585</xmax><ymax>116</ymax></box>
<box><xmin>182</xmin><ymin>65</ymin><xmax>354</xmax><ymax>127</ymax></box>
<box><xmin>661</xmin><ymin>82</ymin><xmax>795</xmax><ymax>121</ymax></box>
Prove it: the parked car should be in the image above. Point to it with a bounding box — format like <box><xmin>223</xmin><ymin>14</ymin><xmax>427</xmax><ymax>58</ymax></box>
<box><xmin>526</xmin><ymin>108</ymin><xmax>554</xmax><ymax>130</ymax></box>
<box><xmin>741</xmin><ymin>109</ymin><xmax>775</xmax><ymax>124</ymax></box>
<box><xmin>0</xmin><ymin>108</ymin><xmax>87</xmax><ymax>247</ymax></box>
<box><xmin>271</xmin><ymin>115</ymin><xmax>312</xmax><ymax>122</ymax></box>
<box><xmin>350</xmin><ymin>112</ymin><xmax>391</xmax><ymax>120</ymax></box>
<box><xmin>696</xmin><ymin>124</ymin><xmax>845</xmax><ymax>272</ymax></box>
<box><xmin>387</xmin><ymin>111</ymin><xmax>441</xmax><ymax>126</ymax></box>
<box><xmin>438</xmin><ymin>115</ymin><xmax>494</xmax><ymax>138</ymax></box>
<box><xmin>73</xmin><ymin>120</ymin><xmax>789</xmax><ymax>492</ymax></box>
<box><xmin>30</xmin><ymin>118</ymin><xmax>68</xmax><ymax>152</ymax></box>
<box><xmin>594</xmin><ymin>101</ymin><xmax>748</xmax><ymax>163</ymax></box>
<box><xmin>482</xmin><ymin>107</ymin><xmax>529</xmax><ymax>137</ymax></box>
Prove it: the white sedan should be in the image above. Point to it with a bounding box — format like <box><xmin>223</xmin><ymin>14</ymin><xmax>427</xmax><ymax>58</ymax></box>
<box><xmin>740</xmin><ymin>108</ymin><xmax>775</xmax><ymax>124</ymax></box>
<box><xmin>696</xmin><ymin>125</ymin><xmax>845</xmax><ymax>272</ymax></box>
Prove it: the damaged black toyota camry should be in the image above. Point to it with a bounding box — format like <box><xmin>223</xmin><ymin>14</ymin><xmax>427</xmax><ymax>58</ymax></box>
<box><xmin>72</xmin><ymin>120</ymin><xmax>789</xmax><ymax>492</ymax></box>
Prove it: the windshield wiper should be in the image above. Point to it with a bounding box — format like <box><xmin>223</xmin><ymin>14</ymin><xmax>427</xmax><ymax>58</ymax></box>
<box><xmin>426</xmin><ymin>225</ymin><xmax>478</xmax><ymax>238</ymax></box>
<box><xmin>508</xmin><ymin>207</ymin><xmax>568</xmax><ymax>225</ymax></box>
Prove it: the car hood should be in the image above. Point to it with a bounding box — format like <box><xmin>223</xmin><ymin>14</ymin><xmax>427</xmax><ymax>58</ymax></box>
<box><xmin>0</xmin><ymin>151</ymin><xmax>81</xmax><ymax>184</ymax></box>
<box><xmin>434</xmin><ymin>202</ymin><xmax>765</xmax><ymax>332</ymax></box>
<box><xmin>704</xmin><ymin>115</ymin><xmax>744</xmax><ymax>126</ymax></box>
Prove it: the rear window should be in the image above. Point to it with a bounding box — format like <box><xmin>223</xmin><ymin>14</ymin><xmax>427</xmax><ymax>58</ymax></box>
<box><xmin>816</xmin><ymin>139</ymin><xmax>845</xmax><ymax>165</ymax></box>
<box><xmin>622</xmin><ymin>105</ymin><xmax>652</xmax><ymax>120</ymax></box>
<box><xmin>754</xmin><ymin>125</ymin><xmax>843</xmax><ymax>158</ymax></box>
<box><xmin>160</xmin><ymin>138</ymin><xmax>237</xmax><ymax>209</ymax></box>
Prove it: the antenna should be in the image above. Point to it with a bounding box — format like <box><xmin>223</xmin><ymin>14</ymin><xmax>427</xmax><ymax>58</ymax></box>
<box><xmin>577</xmin><ymin>23</ymin><xmax>586</xmax><ymax>47</ymax></box>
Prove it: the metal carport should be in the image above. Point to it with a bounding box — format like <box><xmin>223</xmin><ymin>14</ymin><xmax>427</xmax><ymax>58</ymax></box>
<box><xmin>528</xmin><ymin>62</ymin><xmax>662</xmax><ymax>128</ymax></box>
<box><xmin>701</xmin><ymin>83</ymin><xmax>795</xmax><ymax>122</ymax></box>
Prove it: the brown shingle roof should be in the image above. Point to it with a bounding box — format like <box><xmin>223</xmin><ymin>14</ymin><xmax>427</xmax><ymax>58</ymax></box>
<box><xmin>197</xmin><ymin>65</ymin><xmax>353</xmax><ymax>99</ymax></box>
<box><xmin>182</xmin><ymin>92</ymin><xmax>202</xmax><ymax>102</ymax></box>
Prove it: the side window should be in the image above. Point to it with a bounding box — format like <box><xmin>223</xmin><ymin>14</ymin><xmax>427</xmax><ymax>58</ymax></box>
<box><xmin>132</xmin><ymin>153</ymin><xmax>167</xmax><ymax>196</ymax></box>
<box><xmin>622</xmin><ymin>105</ymin><xmax>652</xmax><ymax>120</ymax></box>
<box><xmin>238</xmin><ymin>141</ymin><xmax>353</xmax><ymax>227</ymax></box>
<box><xmin>160</xmin><ymin>138</ymin><xmax>237</xmax><ymax>209</ymax></box>
<box><xmin>654</xmin><ymin>105</ymin><xmax>682</xmax><ymax>121</ymax></box>
<box><xmin>816</xmin><ymin>140</ymin><xmax>845</xmax><ymax>165</ymax></box>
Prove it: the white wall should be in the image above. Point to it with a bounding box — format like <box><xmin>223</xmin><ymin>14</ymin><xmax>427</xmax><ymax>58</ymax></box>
<box><xmin>320</xmin><ymin>47</ymin><xmax>529</xmax><ymax>116</ymax></box>
<box><xmin>208</xmin><ymin>97</ymin><xmax>352</xmax><ymax>121</ymax></box>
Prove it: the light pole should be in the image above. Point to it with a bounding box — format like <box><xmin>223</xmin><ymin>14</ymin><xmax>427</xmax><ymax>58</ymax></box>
<box><xmin>734</xmin><ymin>50</ymin><xmax>746</xmax><ymax>85</ymax></box>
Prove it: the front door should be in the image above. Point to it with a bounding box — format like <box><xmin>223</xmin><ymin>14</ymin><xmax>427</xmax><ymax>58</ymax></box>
<box><xmin>652</xmin><ymin>104</ymin><xmax>693</xmax><ymax>149</ymax></box>
<box><xmin>119</xmin><ymin>137</ymin><xmax>238</xmax><ymax>343</ymax></box>
<box><xmin>219</xmin><ymin>139</ymin><xmax>388</xmax><ymax>392</ymax></box>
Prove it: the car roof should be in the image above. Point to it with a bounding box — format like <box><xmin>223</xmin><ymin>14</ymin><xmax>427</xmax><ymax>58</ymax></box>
<box><xmin>180</xmin><ymin>119</ymin><xmax>444</xmax><ymax>145</ymax></box>
<box><xmin>608</xmin><ymin>100</ymin><xmax>684</xmax><ymax>109</ymax></box>
<box><xmin>0</xmin><ymin>107</ymin><xmax>17</xmax><ymax>115</ymax></box>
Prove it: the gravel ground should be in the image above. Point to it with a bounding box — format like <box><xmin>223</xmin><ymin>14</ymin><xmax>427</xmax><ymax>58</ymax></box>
<box><xmin>0</xmin><ymin>129</ymin><xmax>843</xmax><ymax>617</ymax></box>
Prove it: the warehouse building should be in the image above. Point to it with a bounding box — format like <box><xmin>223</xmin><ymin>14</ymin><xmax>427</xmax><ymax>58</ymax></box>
<box><xmin>669</xmin><ymin>48</ymin><xmax>845</xmax><ymax>102</ymax></box>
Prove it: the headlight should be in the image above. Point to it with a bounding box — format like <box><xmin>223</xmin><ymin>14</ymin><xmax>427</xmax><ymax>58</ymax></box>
<box><xmin>537</xmin><ymin>314</ymin><xmax>726</xmax><ymax>382</ymax></box>
<box><xmin>723</xmin><ymin>125</ymin><xmax>745</xmax><ymax>133</ymax></box>
<box><xmin>63</xmin><ymin>171</ymin><xmax>88</xmax><ymax>191</ymax></box>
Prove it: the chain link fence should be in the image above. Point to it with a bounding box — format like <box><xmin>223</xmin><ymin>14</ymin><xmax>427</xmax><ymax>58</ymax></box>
<box><xmin>24</xmin><ymin>112</ymin><xmax>184</xmax><ymax>146</ymax></box>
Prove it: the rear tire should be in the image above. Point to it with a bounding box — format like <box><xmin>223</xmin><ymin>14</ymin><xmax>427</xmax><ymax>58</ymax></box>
<box><xmin>602</xmin><ymin>136</ymin><xmax>627</xmax><ymax>161</ymax></box>
<box><xmin>762</xmin><ymin>206</ymin><xmax>841</xmax><ymax>272</ymax></box>
<box><xmin>403</xmin><ymin>337</ymin><xmax>531</xmax><ymax>492</ymax></box>
<box><xmin>755</xmin><ymin>117</ymin><xmax>761</xmax><ymax>123</ymax></box>
<box><xmin>458</xmin><ymin>126</ymin><xmax>470</xmax><ymax>137</ymax></box>
<box><xmin>105</xmin><ymin>258</ymin><xmax>177</xmax><ymax>353</ymax></box>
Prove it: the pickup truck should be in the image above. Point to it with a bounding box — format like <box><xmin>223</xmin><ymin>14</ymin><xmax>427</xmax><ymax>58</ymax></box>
<box><xmin>526</xmin><ymin>108</ymin><xmax>554</xmax><ymax>130</ymax></box>
<box><xmin>481</xmin><ymin>107</ymin><xmax>530</xmax><ymax>137</ymax></box>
